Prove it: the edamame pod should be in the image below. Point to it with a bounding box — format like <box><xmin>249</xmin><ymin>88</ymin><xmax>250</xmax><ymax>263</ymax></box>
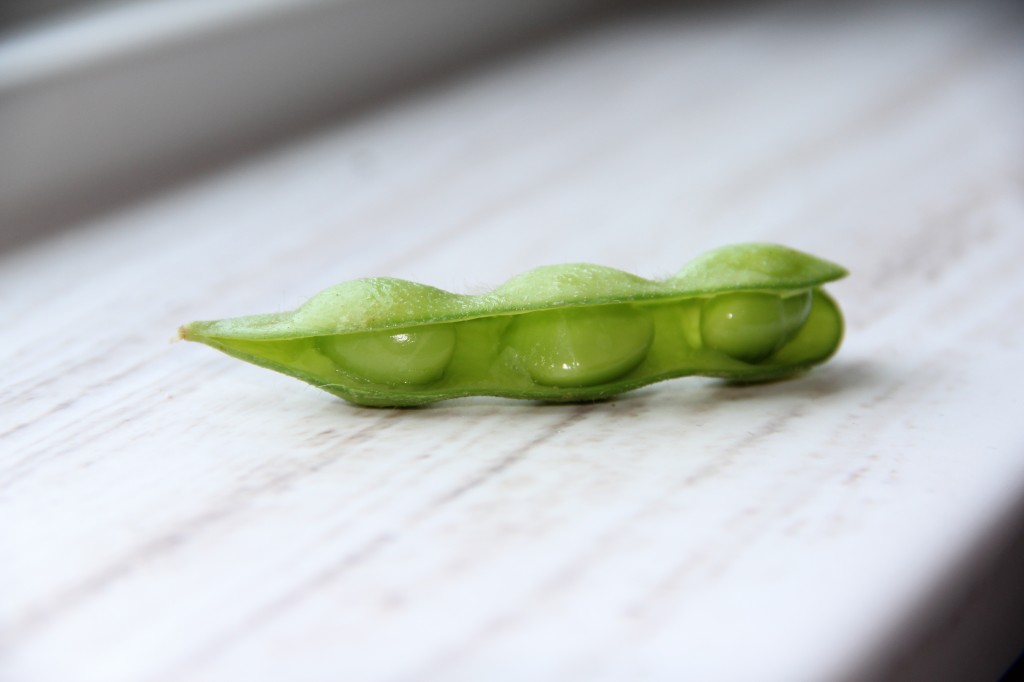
<box><xmin>180</xmin><ymin>243</ymin><xmax>847</xmax><ymax>407</ymax></box>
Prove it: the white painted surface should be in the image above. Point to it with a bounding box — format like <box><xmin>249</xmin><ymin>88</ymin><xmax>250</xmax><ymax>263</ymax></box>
<box><xmin>2</xmin><ymin>2</ymin><xmax>1024</xmax><ymax>681</ymax></box>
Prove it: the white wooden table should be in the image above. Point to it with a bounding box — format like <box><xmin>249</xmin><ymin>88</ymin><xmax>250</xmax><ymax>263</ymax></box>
<box><xmin>3</xmin><ymin>2</ymin><xmax>1024</xmax><ymax>681</ymax></box>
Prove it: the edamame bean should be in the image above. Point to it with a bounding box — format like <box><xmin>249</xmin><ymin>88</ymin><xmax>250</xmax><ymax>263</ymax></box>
<box><xmin>180</xmin><ymin>243</ymin><xmax>847</xmax><ymax>406</ymax></box>
<box><xmin>319</xmin><ymin>324</ymin><xmax>456</xmax><ymax>386</ymax></box>
<box><xmin>505</xmin><ymin>305</ymin><xmax>654</xmax><ymax>387</ymax></box>
<box><xmin>698</xmin><ymin>290</ymin><xmax>815</xmax><ymax>364</ymax></box>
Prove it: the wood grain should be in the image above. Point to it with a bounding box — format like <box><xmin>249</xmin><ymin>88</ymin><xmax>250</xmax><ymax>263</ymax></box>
<box><xmin>2</xmin><ymin>2</ymin><xmax>1024</xmax><ymax>681</ymax></box>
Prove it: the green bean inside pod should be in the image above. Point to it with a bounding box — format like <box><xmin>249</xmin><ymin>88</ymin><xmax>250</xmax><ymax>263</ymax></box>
<box><xmin>180</xmin><ymin>243</ymin><xmax>847</xmax><ymax>406</ymax></box>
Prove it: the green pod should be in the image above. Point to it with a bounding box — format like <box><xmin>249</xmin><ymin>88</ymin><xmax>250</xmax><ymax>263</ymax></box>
<box><xmin>180</xmin><ymin>243</ymin><xmax>847</xmax><ymax>407</ymax></box>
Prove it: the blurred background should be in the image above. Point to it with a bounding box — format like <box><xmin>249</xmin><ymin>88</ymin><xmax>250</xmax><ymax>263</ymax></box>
<box><xmin>2</xmin><ymin>0</ymin><xmax>1021</xmax><ymax>262</ymax></box>
<box><xmin>0</xmin><ymin>0</ymin><xmax>625</xmax><ymax>250</ymax></box>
